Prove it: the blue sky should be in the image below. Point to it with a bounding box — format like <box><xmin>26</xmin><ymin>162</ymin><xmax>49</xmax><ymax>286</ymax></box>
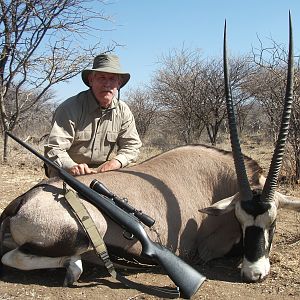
<box><xmin>54</xmin><ymin>0</ymin><xmax>300</xmax><ymax>102</ymax></box>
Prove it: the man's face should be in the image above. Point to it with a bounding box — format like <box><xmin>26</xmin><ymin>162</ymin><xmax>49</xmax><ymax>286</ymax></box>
<box><xmin>88</xmin><ymin>71</ymin><xmax>121</xmax><ymax>108</ymax></box>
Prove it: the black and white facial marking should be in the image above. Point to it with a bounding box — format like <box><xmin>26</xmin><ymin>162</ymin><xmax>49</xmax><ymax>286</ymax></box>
<box><xmin>235</xmin><ymin>189</ymin><xmax>277</xmax><ymax>282</ymax></box>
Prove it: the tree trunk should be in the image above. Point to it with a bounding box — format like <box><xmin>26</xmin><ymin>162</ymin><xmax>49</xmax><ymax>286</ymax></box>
<box><xmin>295</xmin><ymin>149</ymin><xmax>300</xmax><ymax>181</ymax></box>
<box><xmin>3</xmin><ymin>130</ymin><xmax>8</xmax><ymax>162</ymax></box>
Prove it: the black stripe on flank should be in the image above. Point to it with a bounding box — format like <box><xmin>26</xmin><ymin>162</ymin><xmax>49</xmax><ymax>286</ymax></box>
<box><xmin>18</xmin><ymin>231</ymin><xmax>89</xmax><ymax>257</ymax></box>
<box><xmin>244</xmin><ymin>226</ymin><xmax>265</xmax><ymax>262</ymax></box>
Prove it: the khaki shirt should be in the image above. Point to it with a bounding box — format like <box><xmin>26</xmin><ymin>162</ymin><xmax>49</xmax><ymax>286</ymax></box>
<box><xmin>44</xmin><ymin>90</ymin><xmax>142</xmax><ymax>173</ymax></box>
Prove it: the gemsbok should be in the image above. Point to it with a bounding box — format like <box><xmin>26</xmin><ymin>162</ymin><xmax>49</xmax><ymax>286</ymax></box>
<box><xmin>1</xmin><ymin>14</ymin><xmax>299</xmax><ymax>293</ymax></box>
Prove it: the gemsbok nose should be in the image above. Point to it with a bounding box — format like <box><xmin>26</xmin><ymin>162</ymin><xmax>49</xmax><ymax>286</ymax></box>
<box><xmin>241</xmin><ymin>257</ymin><xmax>271</xmax><ymax>282</ymax></box>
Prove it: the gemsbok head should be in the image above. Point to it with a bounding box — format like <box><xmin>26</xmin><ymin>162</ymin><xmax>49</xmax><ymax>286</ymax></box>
<box><xmin>199</xmin><ymin>13</ymin><xmax>296</xmax><ymax>282</ymax></box>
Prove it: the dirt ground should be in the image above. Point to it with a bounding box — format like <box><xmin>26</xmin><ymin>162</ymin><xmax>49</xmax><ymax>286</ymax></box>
<box><xmin>0</xmin><ymin>150</ymin><xmax>299</xmax><ymax>299</ymax></box>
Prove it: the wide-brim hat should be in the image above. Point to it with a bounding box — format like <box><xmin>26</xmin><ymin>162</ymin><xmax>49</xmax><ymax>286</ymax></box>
<box><xmin>81</xmin><ymin>54</ymin><xmax>130</xmax><ymax>88</ymax></box>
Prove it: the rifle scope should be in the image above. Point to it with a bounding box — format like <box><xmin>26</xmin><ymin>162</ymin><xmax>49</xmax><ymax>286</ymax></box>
<box><xmin>90</xmin><ymin>179</ymin><xmax>155</xmax><ymax>228</ymax></box>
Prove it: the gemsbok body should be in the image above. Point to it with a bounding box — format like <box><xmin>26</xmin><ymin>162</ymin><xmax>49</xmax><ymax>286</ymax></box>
<box><xmin>1</xmin><ymin>14</ymin><xmax>300</xmax><ymax>289</ymax></box>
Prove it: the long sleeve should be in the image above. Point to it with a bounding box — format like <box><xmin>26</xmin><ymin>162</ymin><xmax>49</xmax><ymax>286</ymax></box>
<box><xmin>44</xmin><ymin>104</ymin><xmax>78</xmax><ymax>170</ymax></box>
<box><xmin>114</xmin><ymin>103</ymin><xmax>142</xmax><ymax>167</ymax></box>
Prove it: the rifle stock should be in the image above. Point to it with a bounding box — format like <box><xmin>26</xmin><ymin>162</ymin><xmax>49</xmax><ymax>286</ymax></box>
<box><xmin>6</xmin><ymin>131</ymin><xmax>205</xmax><ymax>298</ymax></box>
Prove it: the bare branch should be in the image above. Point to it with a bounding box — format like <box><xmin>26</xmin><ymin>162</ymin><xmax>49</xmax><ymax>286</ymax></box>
<box><xmin>0</xmin><ymin>0</ymin><xmax>116</xmax><ymax>160</ymax></box>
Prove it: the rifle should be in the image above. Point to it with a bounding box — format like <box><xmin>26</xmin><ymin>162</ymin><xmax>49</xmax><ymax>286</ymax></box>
<box><xmin>6</xmin><ymin>131</ymin><xmax>206</xmax><ymax>299</ymax></box>
<box><xmin>90</xmin><ymin>179</ymin><xmax>155</xmax><ymax>228</ymax></box>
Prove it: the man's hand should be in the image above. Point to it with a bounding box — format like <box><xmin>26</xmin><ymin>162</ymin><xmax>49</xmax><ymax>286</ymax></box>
<box><xmin>97</xmin><ymin>159</ymin><xmax>122</xmax><ymax>173</ymax></box>
<box><xmin>67</xmin><ymin>163</ymin><xmax>97</xmax><ymax>176</ymax></box>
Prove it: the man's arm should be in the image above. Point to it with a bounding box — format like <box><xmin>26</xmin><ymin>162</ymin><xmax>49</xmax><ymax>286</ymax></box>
<box><xmin>113</xmin><ymin>102</ymin><xmax>142</xmax><ymax>167</ymax></box>
<box><xmin>96</xmin><ymin>103</ymin><xmax>141</xmax><ymax>173</ymax></box>
<box><xmin>44</xmin><ymin>102</ymin><xmax>93</xmax><ymax>177</ymax></box>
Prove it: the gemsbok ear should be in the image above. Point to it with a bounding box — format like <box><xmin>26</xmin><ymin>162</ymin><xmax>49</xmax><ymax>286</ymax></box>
<box><xmin>275</xmin><ymin>192</ymin><xmax>300</xmax><ymax>211</ymax></box>
<box><xmin>199</xmin><ymin>194</ymin><xmax>239</xmax><ymax>216</ymax></box>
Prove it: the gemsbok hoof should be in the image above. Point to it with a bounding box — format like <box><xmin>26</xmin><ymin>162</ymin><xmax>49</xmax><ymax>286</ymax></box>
<box><xmin>63</xmin><ymin>256</ymin><xmax>83</xmax><ymax>287</ymax></box>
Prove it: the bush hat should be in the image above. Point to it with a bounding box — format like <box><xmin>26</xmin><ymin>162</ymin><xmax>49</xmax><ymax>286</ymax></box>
<box><xmin>81</xmin><ymin>54</ymin><xmax>130</xmax><ymax>88</ymax></box>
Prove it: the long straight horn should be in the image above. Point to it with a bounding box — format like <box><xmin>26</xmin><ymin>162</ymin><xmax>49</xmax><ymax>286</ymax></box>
<box><xmin>223</xmin><ymin>20</ymin><xmax>252</xmax><ymax>199</ymax></box>
<box><xmin>261</xmin><ymin>12</ymin><xmax>294</xmax><ymax>202</ymax></box>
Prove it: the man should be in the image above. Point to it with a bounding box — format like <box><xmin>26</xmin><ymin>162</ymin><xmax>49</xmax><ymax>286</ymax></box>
<box><xmin>44</xmin><ymin>53</ymin><xmax>142</xmax><ymax>177</ymax></box>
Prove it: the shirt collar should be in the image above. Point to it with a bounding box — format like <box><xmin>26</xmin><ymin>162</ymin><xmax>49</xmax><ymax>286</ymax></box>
<box><xmin>86</xmin><ymin>89</ymin><xmax>118</xmax><ymax>114</ymax></box>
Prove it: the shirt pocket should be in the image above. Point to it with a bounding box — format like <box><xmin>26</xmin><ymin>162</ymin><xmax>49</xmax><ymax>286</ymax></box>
<box><xmin>106</xmin><ymin>131</ymin><xmax>118</xmax><ymax>144</ymax></box>
<box><xmin>104</xmin><ymin>131</ymin><xmax>118</xmax><ymax>159</ymax></box>
<box><xmin>75</xmin><ymin>130</ymin><xmax>92</xmax><ymax>142</ymax></box>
